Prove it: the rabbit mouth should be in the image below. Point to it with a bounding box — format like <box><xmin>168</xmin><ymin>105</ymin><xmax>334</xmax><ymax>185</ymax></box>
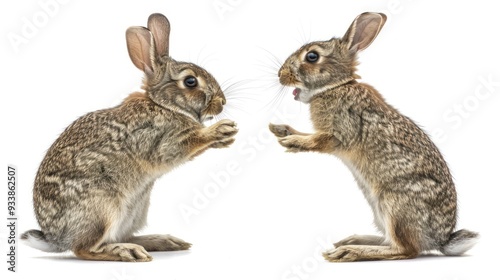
<box><xmin>293</xmin><ymin>88</ymin><xmax>301</xmax><ymax>101</ymax></box>
<box><xmin>291</xmin><ymin>87</ymin><xmax>316</xmax><ymax>103</ymax></box>
<box><xmin>200</xmin><ymin>105</ymin><xmax>223</xmax><ymax>122</ymax></box>
<box><xmin>201</xmin><ymin>115</ymin><xmax>214</xmax><ymax>122</ymax></box>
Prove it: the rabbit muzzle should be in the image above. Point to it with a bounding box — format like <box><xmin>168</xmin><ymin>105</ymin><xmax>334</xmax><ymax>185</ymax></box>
<box><xmin>278</xmin><ymin>67</ymin><xmax>300</xmax><ymax>86</ymax></box>
<box><xmin>279</xmin><ymin>67</ymin><xmax>309</xmax><ymax>102</ymax></box>
<box><xmin>201</xmin><ymin>95</ymin><xmax>225</xmax><ymax>121</ymax></box>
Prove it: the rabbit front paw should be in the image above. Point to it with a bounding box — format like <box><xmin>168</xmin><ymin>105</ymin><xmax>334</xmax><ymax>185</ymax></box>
<box><xmin>209</xmin><ymin>119</ymin><xmax>238</xmax><ymax>148</ymax></box>
<box><xmin>269</xmin><ymin>123</ymin><xmax>294</xmax><ymax>137</ymax></box>
<box><xmin>269</xmin><ymin>123</ymin><xmax>310</xmax><ymax>137</ymax></box>
<box><xmin>278</xmin><ymin>135</ymin><xmax>309</xmax><ymax>152</ymax></box>
<box><xmin>323</xmin><ymin>246</ymin><xmax>360</xmax><ymax>262</ymax></box>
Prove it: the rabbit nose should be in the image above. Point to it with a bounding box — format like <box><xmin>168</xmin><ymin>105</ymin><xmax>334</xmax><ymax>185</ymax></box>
<box><xmin>278</xmin><ymin>66</ymin><xmax>283</xmax><ymax>78</ymax></box>
<box><xmin>221</xmin><ymin>96</ymin><xmax>226</xmax><ymax>105</ymax></box>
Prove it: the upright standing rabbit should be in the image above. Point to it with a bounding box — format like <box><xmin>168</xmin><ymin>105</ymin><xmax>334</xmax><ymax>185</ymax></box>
<box><xmin>21</xmin><ymin>13</ymin><xmax>238</xmax><ymax>262</ymax></box>
<box><xmin>270</xmin><ymin>12</ymin><xmax>478</xmax><ymax>261</ymax></box>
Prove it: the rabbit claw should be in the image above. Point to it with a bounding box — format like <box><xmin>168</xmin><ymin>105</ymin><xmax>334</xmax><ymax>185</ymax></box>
<box><xmin>269</xmin><ymin>123</ymin><xmax>294</xmax><ymax>137</ymax></box>
<box><xmin>209</xmin><ymin>119</ymin><xmax>237</xmax><ymax>148</ymax></box>
<box><xmin>278</xmin><ymin>135</ymin><xmax>306</xmax><ymax>153</ymax></box>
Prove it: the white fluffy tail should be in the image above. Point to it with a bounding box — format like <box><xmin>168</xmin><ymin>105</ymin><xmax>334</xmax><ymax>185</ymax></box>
<box><xmin>441</xmin><ymin>229</ymin><xmax>479</xmax><ymax>256</ymax></box>
<box><xmin>21</xmin><ymin>229</ymin><xmax>64</xmax><ymax>253</ymax></box>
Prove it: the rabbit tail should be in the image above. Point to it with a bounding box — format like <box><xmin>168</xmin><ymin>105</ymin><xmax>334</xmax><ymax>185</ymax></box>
<box><xmin>440</xmin><ymin>229</ymin><xmax>479</xmax><ymax>256</ymax></box>
<box><xmin>21</xmin><ymin>229</ymin><xmax>64</xmax><ymax>253</ymax></box>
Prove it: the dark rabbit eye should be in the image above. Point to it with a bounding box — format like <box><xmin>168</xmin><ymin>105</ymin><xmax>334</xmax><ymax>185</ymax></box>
<box><xmin>184</xmin><ymin>76</ymin><xmax>198</xmax><ymax>88</ymax></box>
<box><xmin>306</xmin><ymin>51</ymin><xmax>319</xmax><ymax>63</ymax></box>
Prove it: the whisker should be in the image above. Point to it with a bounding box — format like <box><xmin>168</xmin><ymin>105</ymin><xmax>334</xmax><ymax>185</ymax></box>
<box><xmin>224</xmin><ymin>79</ymin><xmax>269</xmax><ymax>98</ymax></box>
<box><xmin>254</xmin><ymin>64</ymin><xmax>280</xmax><ymax>77</ymax></box>
<box><xmin>223</xmin><ymin>79</ymin><xmax>253</xmax><ymax>93</ymax></box>
<box><xmin>219</xmin><ymin>78</ymin><xmax>267</xmax><ymax>119</ymax></box>
<box><xmin>217</xmin><ymin>108</ymin><xmax>243</xmax><ymax>123</ymax></box>
<box><xmin>217</xmin><ymin>47</ymin><xmax>291</xmax><ymax>116</ymax></box>
<box><xmin>225</xmin><ymin>103</ymin><xmax>250</xmax><ymax>115</ymax></box>
<box><xmin>219</xmin><ymin>110</ymin><xmax>234</xmax><ymax>120</ymax></box>
<box><xmin>195</xmin><ymin>45</ymin><xmax>217</xmax><ymax>69</ymax></box>
<box><xmin>220</xmin><ymin>78</ymin><xmax>236</xmax><ymax>90</ymax></box>
<box><xmin>256</xmin><ymin>47</ymin><xmax>284</xmax><ymax>70</ymax></box>
<box><xmin>297</xmin><ymin>19</ymin><xmax>312</xmax><ymax>45</ymax></box>
<box><xmin>261</xmin><ymin>83</ymin><xmax>289</xmax><ymax>112</ymax></box>
<box><xmin>226</xmin><ymin>95</ymin><xmax>260</xmax><ymax>102</ymax></box>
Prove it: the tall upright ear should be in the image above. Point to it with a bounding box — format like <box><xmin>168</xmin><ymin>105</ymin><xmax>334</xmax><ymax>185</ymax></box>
<box><xmin>342</xmin><ymin>12</ymin><xmax>387</xmax><ymax>52</ymax></box>
<box><xmin>147</xmin><ymin>13</ymin><xmax>170</xmax><ymax>57</ymax></box>
<box><xmin>126</xmin><ymin>27</ymin><xmax>155</xmax><ymax>75</ymax></box>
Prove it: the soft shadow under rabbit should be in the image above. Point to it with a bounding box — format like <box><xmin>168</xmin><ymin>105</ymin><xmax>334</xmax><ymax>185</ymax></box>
<box><xmin>270</xmin><ymin>12</ymin><xmax>478</xmax><ymax>262</ymax></box>
<box><xmin>22</xmin><ymin>13</ymin><xmax>238</xmax><ymax>262</ymax></box>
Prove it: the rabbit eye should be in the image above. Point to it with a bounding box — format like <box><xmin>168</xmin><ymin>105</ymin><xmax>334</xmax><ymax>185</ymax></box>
<box><xmin>305</xmin><ymin>51</ymin><xmax>319</xmax><ymax>63</ymax></box>
<box><xmin>184</xmin><ymin>76</ymin><xmax>198</xmax><ymax>88</ymax></box>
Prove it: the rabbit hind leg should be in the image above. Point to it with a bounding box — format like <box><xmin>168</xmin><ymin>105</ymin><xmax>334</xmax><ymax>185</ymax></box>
<box><xmin>324</xmin><ymin>219</ymin><xmax>420</xmax><ymax>262</ymax></box>
<box><xmin>74</xmin><ymin>242</ymin><xmax>152</xmax><ymax>262</ymax></box>
<box><xmin>71</xmin><ymin>218</ymin><xmax>152</xmax><ymax>262</ymax></box>
<box><xmin>334</xmin><ymin>235</ymin><xmax>387</xmax><ymax>248</ymax></box>
<box><xmin>127</xmin><ymin>234</ymin><xmax>192</xmax><ymax>251</ymax></box>
<box><xmin>323</xmin><ymin>244</ymin><xmax>417</xmax><ymax>262</ymax></box>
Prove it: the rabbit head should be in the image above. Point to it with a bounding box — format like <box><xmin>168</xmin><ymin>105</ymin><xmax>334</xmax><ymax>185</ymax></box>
<box><xmin>278</xmin><ymin>12</ymin><xmax>386</xmax><ymax>103</ymax></box>
<box><xmin>126</xmin><ymin>13</ymin><xmax>225</xmax><ymax>122</ymax></box>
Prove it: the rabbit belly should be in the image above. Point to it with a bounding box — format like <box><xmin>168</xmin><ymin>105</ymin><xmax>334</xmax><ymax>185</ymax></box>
<box><xmin>342</xmin><ymin>159</ymin><xmax>388</xmax><ymax>237</ymax></box>
<box><xmin>104</xmin><ymin>182</ymin><xmax>153</xmax><ymax>243</ymax></box>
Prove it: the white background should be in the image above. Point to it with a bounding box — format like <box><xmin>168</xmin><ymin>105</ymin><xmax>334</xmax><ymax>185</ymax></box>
<box><xmin>1</xmin><ymin>0</ymin><xmax>500</xmax><ymax>279</ymax></box>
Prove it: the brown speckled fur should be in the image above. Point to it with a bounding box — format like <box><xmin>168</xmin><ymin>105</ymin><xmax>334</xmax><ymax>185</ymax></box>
<box><xmin>270</xmin><ymin>12</ymin><xmax>478</xmax><ymax>262</ymax></box>
<box><xmin>21</xmin><ymin>13</ymin><xmax>237</xmax><ymax>262</ymax></box>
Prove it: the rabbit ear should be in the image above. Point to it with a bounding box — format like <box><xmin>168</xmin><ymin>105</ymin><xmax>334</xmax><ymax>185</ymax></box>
<box><xmin>126</xmin><ymin>26</ymin><xmax>155</xmax><ymax>76</ymax></box>
<box><xmin>342</xmin><ymin>12</ymin><xmax>387</xmax><ymax>52</ymax></box>
<box><xmin>147</xmin><ymin>13</ymin><xmax>170</xmax><ymax>57</ymax></box>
